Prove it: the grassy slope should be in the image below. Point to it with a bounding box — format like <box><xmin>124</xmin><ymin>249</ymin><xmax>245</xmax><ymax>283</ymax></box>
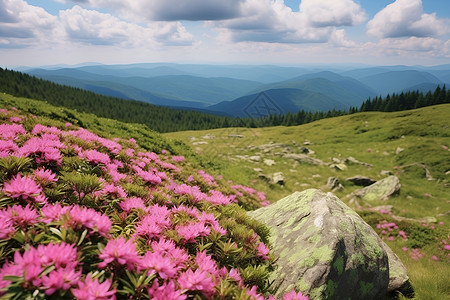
<box><xmin>165</xmin><ymin>104</ymin><xmax>450</xmax><ymax>299</ymax></box>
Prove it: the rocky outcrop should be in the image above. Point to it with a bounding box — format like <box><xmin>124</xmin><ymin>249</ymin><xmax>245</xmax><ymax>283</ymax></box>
<box><xmin>248</xmin><ymin>189</ymin><xmax>411</xmax><ymax>299</ymax></box>
<box><xmin>347</xmin><ymin>175</ymin><xmax>400</xmax><ymax>203</ymax></box>
<box><xmin>345</xmin><ymin>156</ymin><xmax>373</xmax><ymax>168</ymax></box>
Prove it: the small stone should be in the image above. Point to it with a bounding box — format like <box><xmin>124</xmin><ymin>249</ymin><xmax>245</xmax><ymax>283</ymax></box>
<box><xmin>264</xmin><ymin>159</ymin><xmax>276</xmax><ymax>166</ymax></box>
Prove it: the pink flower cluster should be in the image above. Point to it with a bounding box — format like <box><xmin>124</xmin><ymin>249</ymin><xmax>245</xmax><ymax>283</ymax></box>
<box><xmin>0</xmin><ymin>109</ymin><xmax>297</xmax><ymax>299</ymax></box>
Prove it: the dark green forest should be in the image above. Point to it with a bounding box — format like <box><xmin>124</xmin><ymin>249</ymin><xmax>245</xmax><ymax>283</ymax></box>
<box><xmin>1</xmin><ymin>68</ymin><xmax>448</xmax><ymax>132</ymax></box>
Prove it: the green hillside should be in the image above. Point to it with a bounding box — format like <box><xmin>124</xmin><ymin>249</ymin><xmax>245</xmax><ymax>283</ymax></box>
<box><xmin>165</xmin><ymin>104</ymin><xmax>450</xmax><ymax>299</ymax></box>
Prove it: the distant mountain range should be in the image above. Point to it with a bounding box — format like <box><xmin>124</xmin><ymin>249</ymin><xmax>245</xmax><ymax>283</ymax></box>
<box><xmin>23</xmin><ymin>63</ymin><xmax>449</xmax><ymax>117</ymax></box>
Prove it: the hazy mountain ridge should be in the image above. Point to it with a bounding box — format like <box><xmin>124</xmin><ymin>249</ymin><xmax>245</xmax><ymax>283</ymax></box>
<box><xmin>24</xmin><ymin>63</ymin><xmax>450</xmax><ymax>116</ymax></box>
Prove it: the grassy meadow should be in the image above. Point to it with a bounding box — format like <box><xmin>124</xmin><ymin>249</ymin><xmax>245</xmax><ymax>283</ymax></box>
<box><xmin>165</xmin><ymin>104</ymin><xmax>450</xmax><ymax>299</ymax></box>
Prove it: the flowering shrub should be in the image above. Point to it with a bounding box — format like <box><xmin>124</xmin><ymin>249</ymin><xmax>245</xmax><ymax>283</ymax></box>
<box><xmin>0</xmin><ymin>107</ymin><xmax>308</xmax><ymax>299</ymax></box>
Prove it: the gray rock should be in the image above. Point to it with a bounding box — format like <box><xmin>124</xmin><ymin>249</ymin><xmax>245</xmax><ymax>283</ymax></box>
<box><xmin>347</xmin><ymin>176</ymin><xmax>400</xmax><ymax>203</ymax></box>
<box><xmin>248</xmin><ymin>190</ymin><xmax>399</xmax><ymax>299</ymax></box>
<box><xmin>299</xmin><ymin>146</ymin><xmax>310</xmax><ymax>154</ymax></box>
<box><xmin>283</xmin><ymin>153</ymin><xmax>325</xmax><ymax>165</ymax></box>
<box><xmin>325</xmin><ymin>177</ymin><xmax>344</xmax><ymax>192</ymax></box>
<box><xmin>346</xmin><ymin>175</ymin><xmax>377</xmax><ymax>187</ymax></box>
<box><xmin>380</xmin><ymin>170</ymin><xmax>393</xmax><ymax>176</ymax></box>
<box><xmin>330</xmin><ymin>163</ymin><xmax>347</xmax><ymax>171</ymax></box>
<box><xmin>272</xmin><ymin>172</ymin><xmax>285</xmax><ymax>185</ymax></box>
<box><xmin>264</xmin><ymin>159</ymin><xmax>276</xmax><ymax>166</ymax></box>
<box><xmin>345</xmin><ymin>156</ymin><xmax>373</xmax><ymax>168</ymax></box>
<box><xmin>395</xmin><ymin>147</ymin><xmax>404</xmax><ymax>154</ymax></box>
<box><xmin>248</xmin><ymin>155</ymin><xmax>261</xmax><ymax>162</ymax></box>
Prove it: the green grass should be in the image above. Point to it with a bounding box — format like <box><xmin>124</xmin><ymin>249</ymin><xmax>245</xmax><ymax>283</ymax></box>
<box><xmin>165</xmin><ymin>104</ymin><xmax>450</xmax><ymax>299</ymax></box>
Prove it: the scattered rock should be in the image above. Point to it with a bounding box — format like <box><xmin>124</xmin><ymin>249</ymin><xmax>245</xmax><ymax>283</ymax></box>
<box><xmin>192</xmin><ymin>141</ymin><xmax>208</xmax><ymax>145</ymax></box>
<box><xmin>264</xmin><ymin>159</ymin><xmax>276</xmax><ymax>166</ymax></box>
<box><xmin>228</xmin><ymin>134</ymin><xmax>244</xmax><ymax>138</ymax></box>
<box><xmin>299</xmin><ymin>146</ymin><xmax>310</xmax><ymax>154</ymax></box>
<box><xmin>283</xmin><ymin>153</ymin><xmax>325</xmax><ymax>165</ymax></box>
<box><xmin>346</xmin><ymin>175</ymin><xmax>376</xmax><ymax>187</ymax></box>
<box><xmin>381</xmin><ymin>170</ymin><xmax>393</xmax><ymax>176</ymax></box>
<box><xmin>383</xmin><ymin>151</ymin><xmax>390</xmax><ymax>156</ymax></box>
<box><xmin>346</xmin><ymin>176</ymin><xmax>401</xmax><ymax>203</ymax></box>
<box><xmin>312</xmin><ymin>174</ymin><xmax>321</xmax><ymax>178</ymax></box>
<box><xmin>202</xmin><ymin>134</ymin><xmax>215</xmax><ymax>139</ymax></box>
<box><xmin>345</xmin><ymin>156</ymin><xmax>373</xmax><ymax>168</ymax></box>
<box><xmin>272</xmin><ymin>172</ymin><xmax>285</xmax><ymax>186</ymax></box>
<box><xmin>332</xmin><ymin>157</ymin><xmax>343</xmax><ymax>164</ymax></box>
<box><xmin>330</xmin><ymin>163</ymin><xmax>347</xmax><ymax>171</ymax></box>
<box><xmin>248</xmin><ymin>156</ymin><xmax>261</xmax><ymax>162</ymax></box>
<box><xmin>325</xmin><ymin>177</ymin><xmax>344</xmax><ymax>192</ymax></box>
<box><xmin>395</xmin><ymin>147</ymin><xmax>405</xmax><ymax>154</ymax></box>
<box><xmin>304</xmin><ymin>140</ymin><xmax>311</xmax><ymax>145</ymax></box>
<box><xmin>255</xmin><ymin>143</ymin><xmax>287</xmax><ymax>152</ymax></box>
<box><xmin>247</xmin><ymin>189</ymin><xmax>410</xmax><ymax>299</ymax></box>
<box><xmin>258</xmin><ymin>173</ymin><xmax>271</xmax><ymax>184</ymax></box>
<box><xmin>253</xmin><ymin>168</ymin><xmax>263</xmax><ymax>173</ymax></box>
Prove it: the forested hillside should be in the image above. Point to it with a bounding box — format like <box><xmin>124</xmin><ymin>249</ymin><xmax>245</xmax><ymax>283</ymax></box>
<box><xmin>0</xmin><ymin>68</ymin><xmax>236</xmax><ymax>133</ymax></box>
<box><xmin>1</xmin><ymin>68</ymin><xmax>448</xmax><ymax>133</ymax></box>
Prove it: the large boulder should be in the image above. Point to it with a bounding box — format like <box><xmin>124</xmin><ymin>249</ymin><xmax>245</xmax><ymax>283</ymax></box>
<box><xmin>347</xmin><ymin>176</ymin><xmax>400</xmax><ymax>203</ymax></box>
<box><xmin>248</xmin><ymin>189</ymin><xmax>409</xmax><ymax>299</ymax></box>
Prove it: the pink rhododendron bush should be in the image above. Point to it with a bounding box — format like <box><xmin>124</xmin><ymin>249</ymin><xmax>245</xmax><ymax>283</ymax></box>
<box><xmin>0</xmin><ymin>107</ymin><xmax>308</xmax><ymax>299</ymax></box>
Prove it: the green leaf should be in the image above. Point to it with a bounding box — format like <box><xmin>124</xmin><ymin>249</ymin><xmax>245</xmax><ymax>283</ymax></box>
<box><xmin>77</xmin><ymin>229</ymin><xmax>88</xmax><ymax>247</ymax></box>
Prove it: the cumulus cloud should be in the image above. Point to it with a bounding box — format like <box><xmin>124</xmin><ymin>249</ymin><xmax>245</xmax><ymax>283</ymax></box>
<box><xmin>367</xmin><ymin>0</ymin><xmax>449</xmax><ymax>38</ymax></box>
<box><xmin>213</xmin><ymin>0</ymin><xmax>365</xmax><ymax>44</ymax></box>
<box><xmin>56</xmin><ymin>0</ymin><xmax>245</xmax><ymax>21</ymax></box>
<box><xmin>299</xmin><ymin>0</ymin><xmax>367</xmax><ymax>27</ymax></box>
<box><xmin>59</xmin><ymin>6</ymin><xmax>194</xmax><ymax>46</ymax></box>
<box><xmin>0</xmin><ymin>0</ymin><xmax>63</xmax><ymax>47</ymax></box>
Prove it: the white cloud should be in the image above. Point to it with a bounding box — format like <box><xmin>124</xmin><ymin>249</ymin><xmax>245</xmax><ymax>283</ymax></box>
<box><xmin>212</xmin><ymin>0</ymin><xmax>366</xmax><ymax>44</ymax></box>
<box><xmin>367</xmin><ymin>0</ymin><xmax>448</xmax><ymax>38</ymax></box>
<box><xmin>55</xmin><ymin>0</ymin><xmax>245</xmax><ymax>21</ymax></box>
<box><xmin>299</xmin><ymin>0</ymin><xmax>367</xmax><ymax>27</ymax></box>
<box><xmin>0</xmin><ymin>0</ymin><xmax>63</xmax><ymax>47</ymax></box>
<box><xmin>60</xmin><ymin>6</ymin><xmax>194</xmax><ymax>46</ymax></box>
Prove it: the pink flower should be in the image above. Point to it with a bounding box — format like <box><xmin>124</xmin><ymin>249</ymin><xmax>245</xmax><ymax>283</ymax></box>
<box><xmin>246</xmin><ymin>286</ymin><xmax>264</xmax><ymax>300</ymax></box>
<box><xmin>119</xmin><ymin>197</ymin><xmax>146</xmax><ymax>212</ymax></box>
<box><xmin>398</xmin><ymin>231</ymin><xmax>408</xmax><ymax>240</ymax></box>
<box><xmin>3</xmin><ymin>174</ymin><xmax>43</xmax><ymax>201</ymax></box>
<box><xmin>71</xmin><ymin>274</ymin><xmax>116</xmax><ymax>300</ymax></box>
<box><xmin>178</xmin><ymin>269</ymin><xmax>215</xmax><ymax>296</ymax></box>
<box><xmin>402</xmin><ymin>247</ymin><xmax>409</xmax><ymax>252</ymax></box>
<box><xmin>195</xmin><ymin>251</ymin><xmax>218</xmax><ymax>275</ymax></box>
<box><xmin>34</xmin><ymin>168</ymin><xmax>58</xmax><ymax>184</ymax></box>
<box><xmin>80</xmin><ymin>149</ymin><xmax>111</xmax><ymax>165</ymax></box>
<box><xmin>8</xmin><ymin>205</ymin><xmax>39</xmax><ymax>228</ymax></box>
<box><xmin>257</xmin><ymin>242</ymin><xmax>269</xmax><ymax>260</ymax></box>
<box><xmin>176</xmin><ymin>222</ymin><xmax>210</xmax><ymax>243</ymax></box>
<box><xmin>140</xmin><ymin>251</ymin><xmax>178</xmax><ymax>279</ymax></box>
<box><xmin>147</xmin><ymin>280</ymin><xmax>186</xmax><ymax>300</ymax></box>
<box><xmin>0</xmin><ymin>210</ymin><xmax>15</xmax><ymax>239</ymax></box>
<box><xmin>283</xmin><ymin>290</ymin><xmax>309</xmax><ymax>300</ymax></box>
<box><xmin>98</xmin><ymin>237</ymin><xmax>139</xmax><ymax>270</ymax></box>
<box><xmin>65</xmin><ymin>122</ymin><xmax>73</xmax><ymax>127</ymax></box>
<box><xmin>148</xmin><ymin>280</ymin><xmax>186</xmax><ymax>300</ymax></box>
<box><xmin>443</xmin><ymin>245</ymin><xmax>450</xmax><ymax>250</ymax></box>
<box><xmin>42</xmin><ymin>267</ymin><xmax>81</xmax><ymax>295</ymax></box>
<box><xmin>37</xmin><ymin>242</ymin><xmax>78</xmax><ymax>269</ymax></box>
<box><xmin>432</xmin><ymin>255</ymin><xmax>439</xmax><ymax>261</ymax></box>
<box><xmin>172</xmin><ymin>156</ymin><xmax>185</xmax><ymax>162</ymax></box>
<box><xmin>41</xmin><ymin>203</ymin><xmax>71</xmax><ymax>223</ymax></box>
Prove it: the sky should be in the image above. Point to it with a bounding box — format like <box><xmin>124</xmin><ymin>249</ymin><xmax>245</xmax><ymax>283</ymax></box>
<box><xmin>0</xmin><ymin>0</ymin><xmax>449</xmax><ymax>67</ymax></box>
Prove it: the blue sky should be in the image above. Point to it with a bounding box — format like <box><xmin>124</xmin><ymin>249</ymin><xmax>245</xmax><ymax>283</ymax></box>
<box><xmin>1</xmin><ymin>0</ymin><xmax>449</xmax><ymax>67</ymax></box>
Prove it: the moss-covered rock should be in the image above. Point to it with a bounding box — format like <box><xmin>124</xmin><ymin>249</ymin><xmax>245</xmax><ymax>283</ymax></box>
<box><xmin>347</xmin><ymin>175</ymin><xmax>400</xmax><ymax>203</ymax></box>
<box><xmin>248</xmin><ymin>189</ymin><xmax>402</xmax><ymax>299</ymax></box>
